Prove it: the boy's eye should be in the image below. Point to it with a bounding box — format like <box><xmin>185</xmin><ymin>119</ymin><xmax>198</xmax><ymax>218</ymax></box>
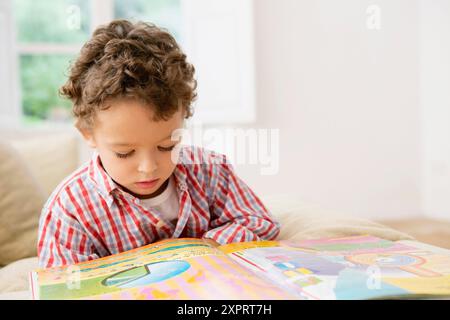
<box><xmin>115</xmin><ymin>150</ymin><xmax>135</xmax><ymax>159</ymax></box>
<box><xmin>114</xmin><ymin>146</ymin><xmax>175</xmax><ymax>158</ymax></box>
<box><xmin>157</xmin><ymin>145</ymin><xmax>176</xmax><ymax>152</ymax></box>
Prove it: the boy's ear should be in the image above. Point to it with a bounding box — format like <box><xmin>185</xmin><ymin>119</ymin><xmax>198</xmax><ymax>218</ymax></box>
<box><xmin>77</xmin><ymin>127</ymin><xmax>97</xmax><ymax>149</ymax></box>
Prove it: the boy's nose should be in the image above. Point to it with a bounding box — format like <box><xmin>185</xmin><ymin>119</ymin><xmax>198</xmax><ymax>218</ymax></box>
<box><xmin>137</xmin><ymin>157</ymin><xmax>158</xmax><ymax>175</ymax></box>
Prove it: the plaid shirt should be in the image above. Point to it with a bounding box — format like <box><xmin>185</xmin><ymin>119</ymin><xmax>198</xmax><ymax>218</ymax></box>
<box><xmin>37</xmin><ymin>145</ymin><xmax>280</xmax><ymax>268</ymax></box>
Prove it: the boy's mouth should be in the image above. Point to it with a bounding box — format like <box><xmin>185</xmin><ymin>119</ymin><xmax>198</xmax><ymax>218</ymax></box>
<box><xmin>135</xmin><ymin>178</ymin><xmax>160</xmax><ymax>189</ymax></box>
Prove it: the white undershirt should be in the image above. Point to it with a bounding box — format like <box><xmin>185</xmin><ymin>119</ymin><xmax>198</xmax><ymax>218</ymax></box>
<box><xmin>140</xmin><ymin>176</ymin><xmax>180</xmax><ymax>224</ymax></box>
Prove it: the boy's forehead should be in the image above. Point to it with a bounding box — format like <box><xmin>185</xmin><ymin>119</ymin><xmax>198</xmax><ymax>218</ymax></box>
<box><xmin>102</xmin><ymin>126</ymin><xmax>182</xmax><ymax>146</ymax></box>
<box><xmin>94</xmin><ymin>99</ymin><xmax>184</xmax><ymax>144</ymax></box>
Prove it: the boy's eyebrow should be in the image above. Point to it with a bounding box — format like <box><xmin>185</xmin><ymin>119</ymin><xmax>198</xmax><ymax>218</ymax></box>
<box><xmin>108</xmin><ymin>134</ymin><xmax>176</xmax><ymax>146</ymax></box>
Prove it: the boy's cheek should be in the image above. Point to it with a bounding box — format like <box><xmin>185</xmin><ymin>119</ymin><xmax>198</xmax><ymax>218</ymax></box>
<box><xmin>99</xmin><ymin>154</ymin><xmax>132</xmax><ymax>180</ymax></box>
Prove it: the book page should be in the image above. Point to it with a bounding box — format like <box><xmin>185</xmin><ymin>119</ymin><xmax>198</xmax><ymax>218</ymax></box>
<box><xmin>219</xmin><ymin>235</ymin><xmax>450</xmax><ymax>300</ymax></box>
<box><xmin>31</xmin><ymin>238</ymin><xmax>295</xmax><ymax>300</ymax></box>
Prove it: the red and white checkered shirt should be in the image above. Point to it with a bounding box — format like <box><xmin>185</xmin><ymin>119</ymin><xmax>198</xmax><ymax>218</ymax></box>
<box><xmin>37</xmin><ymin>145</ymin><xmax>280</xmax><ymax>268</ymax></box>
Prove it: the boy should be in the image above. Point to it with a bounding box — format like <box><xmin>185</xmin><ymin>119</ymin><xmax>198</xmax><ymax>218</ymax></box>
<box><xmin>37</xmin><ymin>20</ymin><xmax>280</xmax><ymax>268</ymax></box>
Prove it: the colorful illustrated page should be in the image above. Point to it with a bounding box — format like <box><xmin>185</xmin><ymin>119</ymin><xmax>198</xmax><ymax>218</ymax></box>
<box><xmin>222</xmin><ymin>235</ymin><xmax>450</xmax><ymax>300</ymax></box>
<box><xmin>32</xmin><ymin>238</ymin><xmax>295</xmax><ymax>300</ymax></box>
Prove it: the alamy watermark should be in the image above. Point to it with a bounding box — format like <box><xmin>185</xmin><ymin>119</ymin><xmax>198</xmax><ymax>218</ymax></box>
<box><xmin>366</xmin><ymin>4</ymin><xmax>382</xmax><ymax>30</ymax></box>
<box><xmin>366</xmin><ymin>265</ymin><xmax>381</xmax><ymax>290</ymax></box>
<box><xmin>170</xmin><ymin>121</ymin><xmax>280</xmax><ymax>176</ymax></box>
<box><xmin>66</xmin><ymin>265</ymin><xmax>81</xmax><ymax>290</ymax></box>
<box><xmin>66</xmin><ymin>4</ymin><xmax>81</xmax><ymax>30</ymax></box>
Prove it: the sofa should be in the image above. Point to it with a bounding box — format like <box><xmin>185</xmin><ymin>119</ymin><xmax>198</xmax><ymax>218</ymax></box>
<box><xmin>0</xmin><ymin>125</ymin><xmax>416</xmax><ymax>299</ymax></box>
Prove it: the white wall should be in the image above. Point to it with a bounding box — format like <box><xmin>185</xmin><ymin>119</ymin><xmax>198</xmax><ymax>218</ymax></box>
<box><xmin>231</xmin><ymin>0</ymin><xmax>424</xmax><ymax>220</ymax></box>
<box><xmin>419</xmin><ymin>0</ymin><xmax>450</xmax><ymax>221</ymax></box>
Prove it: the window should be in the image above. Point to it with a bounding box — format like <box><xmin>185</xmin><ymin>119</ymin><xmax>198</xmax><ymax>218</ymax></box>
<box><xmin>13</xmin><ymin>0</ymin><xmax>92</xmax><ymax>124</ymax></box>
<box><xmin>9</xmin><ymin>0</ymin><xmax>255</xmax><ymax>126</ymax></box>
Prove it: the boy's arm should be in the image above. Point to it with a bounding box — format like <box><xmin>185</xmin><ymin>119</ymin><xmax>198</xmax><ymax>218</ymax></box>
<box><xmin>202</xmin><ymin>159</ymin><xmax>281</xmax><ymax>245</ymax></box>
<box><xmin>37</xmin><ymin>200</ymin><xmax>99</xmax><ymax>269</ymax></box>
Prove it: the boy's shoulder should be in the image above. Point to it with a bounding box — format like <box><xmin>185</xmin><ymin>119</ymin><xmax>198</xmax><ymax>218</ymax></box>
<box><xmin>42</xmin><ymin>158</ymin><xmax>96</xmax><ymax>213</ymax></box>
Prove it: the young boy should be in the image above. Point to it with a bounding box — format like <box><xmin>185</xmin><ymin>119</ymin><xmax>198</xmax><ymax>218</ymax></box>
<box><xmin>37</xmin><ymin>20</ymin><xmax>280</xmax><ymax>268</ymax></box>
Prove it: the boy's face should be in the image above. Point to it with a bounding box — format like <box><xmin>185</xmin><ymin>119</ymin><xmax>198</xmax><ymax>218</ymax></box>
<box><xmin>80</xmin><ymin>98</ymin><xmax>184</xmax><ymax>199</ymax></box>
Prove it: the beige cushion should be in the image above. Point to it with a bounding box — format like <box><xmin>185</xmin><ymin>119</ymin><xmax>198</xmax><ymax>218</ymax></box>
<box><xmin>264</xmin><ymin>194</ymin><xmax>415</xmax><ymax>242</ymax></box>
<box><xmin>8</xmin><ymin>132</ymin><xmax>79</xmax><ymax>198</ymax></box>
<box><xmin>377</xmin><ymin>217</ymin><xmax>450</xmax><ymax>249</ymax></box>
<box><xmin>0</xmin><ymin>257</ymin><xmax>38</xmax><ymax>294</ymax></box>
<box><xmin>0</xmin><ymin>290</ymin><xmax>30</xmax><ymax>300</ymax></box>
<box><xmin>0</xmin><ymin>141</ymin><xmax>46</xmax><ymax>266</ymax></box>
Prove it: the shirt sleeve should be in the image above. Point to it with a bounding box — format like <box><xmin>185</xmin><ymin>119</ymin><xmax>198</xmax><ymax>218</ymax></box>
<box><xmin>202</xmin><ymin>156</ymin><xmax>281</xmax><ymax>245</ymax></box>
<box><xmin>37</xmin><ymin>197</ymin><xmax>99</xmax><ymax>269</ymax></box>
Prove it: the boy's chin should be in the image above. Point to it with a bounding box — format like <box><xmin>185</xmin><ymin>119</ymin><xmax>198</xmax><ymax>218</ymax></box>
<box><xmin>114</xmin><ymin>183</ymin><xmax>157</xmax><ymax>199</ymax></box>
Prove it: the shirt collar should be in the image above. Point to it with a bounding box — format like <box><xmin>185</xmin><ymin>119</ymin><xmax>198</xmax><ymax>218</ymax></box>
<box><xmin>87</xmin><ymin>151</ymin><xmax>119</xmax><ymax>199</ymax></box>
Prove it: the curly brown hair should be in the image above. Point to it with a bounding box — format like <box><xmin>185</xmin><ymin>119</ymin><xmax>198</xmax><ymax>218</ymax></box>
<box><xmin>60</xmin><ymin>19</ymin><xmax>197</xmax><ymax>129</ymax></box>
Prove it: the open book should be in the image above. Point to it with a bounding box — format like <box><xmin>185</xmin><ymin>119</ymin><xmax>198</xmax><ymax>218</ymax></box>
<box><xmin>29</xmin><ymin>235</ymin><xmax>450</xmax><ymax>300</ymax></box>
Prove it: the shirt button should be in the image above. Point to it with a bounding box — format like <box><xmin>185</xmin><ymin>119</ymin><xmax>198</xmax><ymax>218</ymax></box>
<box><xmin>178</xmin><ymin>183</ymin><xmax>187</xmax><ymax>191</ymax></box>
